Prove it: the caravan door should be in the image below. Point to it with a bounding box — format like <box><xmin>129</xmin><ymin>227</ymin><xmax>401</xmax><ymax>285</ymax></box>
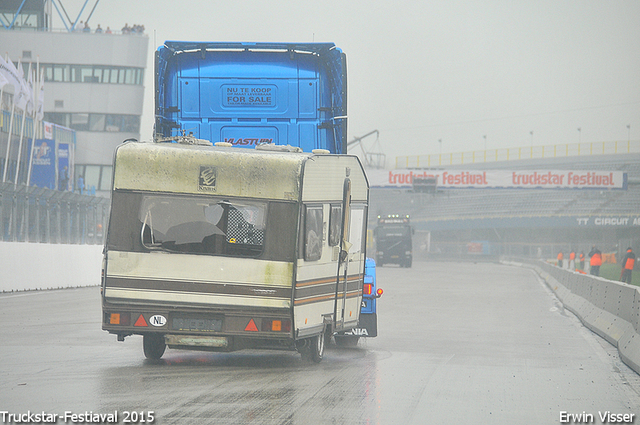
<box><xmin>344</xmin><ymin>203</ymin><xmax>366</xmax><ymax>329</ymax></box>
<box><xmin>335</xmin><ymin>178</ymin><xmax>366</xmax><ymax>330</ymax></box>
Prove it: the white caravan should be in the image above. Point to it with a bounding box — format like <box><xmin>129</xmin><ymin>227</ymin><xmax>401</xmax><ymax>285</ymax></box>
<box><xmin>102</xmin><ymin>139</ymin><xmax>369</xmax><ymax>362</ymax></box>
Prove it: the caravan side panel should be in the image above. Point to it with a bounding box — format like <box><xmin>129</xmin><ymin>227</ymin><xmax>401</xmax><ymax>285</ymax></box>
<box><xmin>294</xmin><ymin>155</ymin><xmax>369</xmax><ymax>336</ymax></box>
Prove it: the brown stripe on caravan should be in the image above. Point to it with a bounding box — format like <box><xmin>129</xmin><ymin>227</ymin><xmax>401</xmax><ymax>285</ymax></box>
<box><xmin>295</xmin><ymin>274</ymin><xmax>364</xmax><ymax>289</ymax></box>
<box><xmin>295</xmin><ymin>276</ymin><xmax>336</xmax><ymax>288</ymax></box>
<box><xmin>105</xmin><ymin>277</ymin><xmax>292</xmax><ymax>299</ymax></box>
<box><xmin>294</xmin><ymin>275</ymin><xmax>363</xmax><ymax>296</ymax></box>
<box><xmin>293</xmin><ymin>274</ymin><xmax>364</xmax><ymax>306</ymax></box>
<box><xmin>294</xmin><ymin>289</ymin><xmax>362</xmax><ymax>306</ymax></box>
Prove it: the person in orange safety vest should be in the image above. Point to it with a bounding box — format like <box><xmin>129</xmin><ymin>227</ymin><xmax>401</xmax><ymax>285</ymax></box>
<box><xmin>557</xmin><ymin>251</ymin><xmax>564</xmax><ymax>268</ymax></box>
<box><xmin>588</xmin><ymin>246</ymin><xmax>602</xmax><ymax>276</ymax></box>
<box><xmin>569</xmin><ymin>251</ymin><xmax>576</xmax><ymax>270</ymax></box>
<box><xmin>579</xmin><ymin>252</ymin><xmax>585</xmax><ymax>270</ymax></box>
<box><xmin>620</xmin><ymin>247</ymin><xmax>636</xmax><ymax>284</ymax></box>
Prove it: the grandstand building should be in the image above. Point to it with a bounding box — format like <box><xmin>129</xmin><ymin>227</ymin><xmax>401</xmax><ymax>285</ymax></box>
<box><xmin>0</xmin><ymin>0</ymin><xmax>148</xmax><ymax>197</ymax></box>
<box><xmin>369</xmin><ymin>143</ymin><xmax>640</xmax><ymax>260</ymax></box>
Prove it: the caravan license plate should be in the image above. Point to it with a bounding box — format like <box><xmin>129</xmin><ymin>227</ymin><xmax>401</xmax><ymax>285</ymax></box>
<box><xmin>172</xmin><ymin>317</ymin><xmax>222</xmax><ymax>332</ymax></box>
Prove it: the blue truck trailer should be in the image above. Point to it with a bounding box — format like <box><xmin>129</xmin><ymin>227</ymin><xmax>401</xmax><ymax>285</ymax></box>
<box><xmin>154</xmin><ymin>42</ymin><xmax>348</xmax><ymax>153</ymax></box>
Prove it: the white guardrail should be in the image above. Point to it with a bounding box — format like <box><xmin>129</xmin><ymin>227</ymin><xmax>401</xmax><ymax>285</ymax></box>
<box><xmin>0</xmin><ymin>242</ymin><xmax>102</xmax><ymax>292</ymax></box>
<box><xmin>506</xmin><ymin>258</ymin><xmax>640</xmax><ymax>375</ymax></box>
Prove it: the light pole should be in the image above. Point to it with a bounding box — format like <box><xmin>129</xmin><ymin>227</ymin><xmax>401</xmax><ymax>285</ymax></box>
<box><xmin>483</xmin><ymin>135</ymin><xmax>487</xmax><ymax>162</ymax></box>
<box><xmin>530</xmin><ymin>131</ymin><xmax>534</xmax><ymax>157</ymax></box>
<box><xmin>530</xmin><ymin>131</ymin><xmax>533</xmax><ymax>146</ymax></box>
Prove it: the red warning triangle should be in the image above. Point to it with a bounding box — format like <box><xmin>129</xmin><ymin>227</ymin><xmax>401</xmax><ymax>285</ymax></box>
<box><xmin>244</xmin><ymin>319</ymin><xmax>258</xmax><ymax>332</ymax></box>
<box><xmin>134</xmin><ymin>314</ymin><xmax>148</xmax><ymax>327</ymax></box>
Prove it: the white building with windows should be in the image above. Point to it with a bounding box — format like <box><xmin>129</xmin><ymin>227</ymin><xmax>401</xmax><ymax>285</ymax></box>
<box><xmin>0</xmin><ymin>7</ymin><xmax>148</xmax><ymax>196</ymax></box>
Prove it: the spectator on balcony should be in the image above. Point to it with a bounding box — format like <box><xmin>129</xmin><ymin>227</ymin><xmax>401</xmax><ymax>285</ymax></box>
<box><xmin>132</xmin><ymin>24</ymin><xmax>145</xmax><ymax>34</ymax></box>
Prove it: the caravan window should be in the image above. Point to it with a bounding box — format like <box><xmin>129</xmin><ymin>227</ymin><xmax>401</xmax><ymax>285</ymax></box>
<box><xmin>348</xmin><ymin>207</ymin><xmax>366</xmax><ymax>254</ymax></box>
<box><xmin>139</xmin><ymin>195</ymin><xmax>266</xmax><ymax>257</ymax></box>
<box><xmin>304</xmin><ymin>205</ymin><xmax>323</xmax><ymax>261</ymax></box>
<box><xmin>329</xmin><ymin>204</ymin><xmax>342</xmax><ymax>247</ymax></box>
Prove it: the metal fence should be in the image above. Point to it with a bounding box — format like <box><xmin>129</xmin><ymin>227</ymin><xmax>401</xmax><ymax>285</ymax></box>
<box><xmin>0</xmin><ymin>182</ymin><xmax>109</xmax><ymax>244</ymax></box>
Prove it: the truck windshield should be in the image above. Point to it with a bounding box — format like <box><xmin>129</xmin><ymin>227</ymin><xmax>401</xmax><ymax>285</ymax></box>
<box><xmin>140</xmin><ymin>195</ymin><xmax>266</xmax><ymax>257</ymax></box>
<box><xmin>378</xmin><ymin>226</ymin><xmax>410</xmax><ymax>239</ymax></box>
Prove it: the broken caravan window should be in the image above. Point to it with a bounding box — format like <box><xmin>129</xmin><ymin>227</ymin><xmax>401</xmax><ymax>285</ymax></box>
<box><xmin>139</xmin><ymin>195</ymin><xmax>266</xmax><ymax>257</ymax></box>
<box><xmin>304</xmin><ymin>205</ymin><xmax>323</xmax><ymax>261</ymax></box>
<box><xmin>329</xmin><ymin>204</ymin><xmax>342</xmax><ymax>247</ymax></box>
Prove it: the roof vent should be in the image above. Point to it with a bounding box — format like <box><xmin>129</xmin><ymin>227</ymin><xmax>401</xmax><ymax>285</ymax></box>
<box><xmin>214</xmin><ymin>142</ymin><xmax>233</xmax><ymax>147</ymax></box>
<box><xmin>312</xmin><ymin>149</ymin><xmax>330</xmax><ymax>155</ymax></box>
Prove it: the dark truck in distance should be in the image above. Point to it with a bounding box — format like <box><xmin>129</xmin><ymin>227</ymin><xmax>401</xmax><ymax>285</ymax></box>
<box><xmin>374</xmin><ymin>215</ymin><xmax>413</xmax><ymax>267</ymax></box>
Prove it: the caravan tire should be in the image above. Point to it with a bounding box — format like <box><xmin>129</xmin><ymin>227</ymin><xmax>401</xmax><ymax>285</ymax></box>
<box><xmin>310</xmin><ymin>333</ymin><xmax>325</xmax><ymax>363</ymax></box>
<box><xmin>299</xmin><ymin>333</ymin><xmax>325</xmax><ymax>363</ymax></box>
<box><xmin>143</xmin><ymin>334</ymin><xmax>166</xmax><ymax>360</ymax></box>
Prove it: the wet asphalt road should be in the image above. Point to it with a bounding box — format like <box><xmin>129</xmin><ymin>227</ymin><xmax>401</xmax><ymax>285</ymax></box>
<box><xmin>1</xmin><ymin>261</ymin><xmax>639</xmax><ymax>424</ymax></box>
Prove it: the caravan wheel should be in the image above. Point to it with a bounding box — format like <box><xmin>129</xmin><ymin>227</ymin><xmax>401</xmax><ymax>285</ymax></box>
<box><xmin>310</xmin><ymin>333</ymin><xmax>325</xmax><ymax>363</ymax></box>
<box><xmin>143</xmin><ymin>334</ymin><xmax>166</xmax><ymax>360</ymax></box>
<box><xmin>298</xmin><ymin>332</ymin><xmax>325</xmax><ymax>363</ymax></box>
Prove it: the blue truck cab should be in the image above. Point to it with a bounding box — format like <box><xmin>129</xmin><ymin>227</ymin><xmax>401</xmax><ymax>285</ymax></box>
<box><xmin>154</xmin><ymin>42</ymin><xmax>347</xmax><ymax>153</ymax></box>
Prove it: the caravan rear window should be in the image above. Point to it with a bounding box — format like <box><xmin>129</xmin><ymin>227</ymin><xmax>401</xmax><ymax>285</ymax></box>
<box><xmin>107</xmin><ymin>191</ymin><xmax>298</xmax><ymax>261</ymax></box>
<box><xmin>140</xmin><ymin>195</ymin><xmax>267</xmax><ymax>257</ymax></box>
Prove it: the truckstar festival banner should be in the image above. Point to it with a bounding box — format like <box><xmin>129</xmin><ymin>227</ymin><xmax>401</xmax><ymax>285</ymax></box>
<box><xmin>368</xmin><ymin>169</ymin><xmax>627</xmax><ymax>190</ymax></box>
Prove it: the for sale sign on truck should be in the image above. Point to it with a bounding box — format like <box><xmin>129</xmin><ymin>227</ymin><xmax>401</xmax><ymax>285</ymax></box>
<box><xmin>223</xmin><ymin>85</ymin><xmax>276</xmax><ymax>107</ymax></box>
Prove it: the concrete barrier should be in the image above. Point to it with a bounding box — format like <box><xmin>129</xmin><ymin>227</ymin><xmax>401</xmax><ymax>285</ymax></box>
<box><xmin>0</xmin><ymin>242</ymin><xmax>102</xmax><ymax>292</ymax></box>
<box><xmin>506</xmin><ymin>258</ymin><xmax>640</xmax><ymax>375</ymax></box>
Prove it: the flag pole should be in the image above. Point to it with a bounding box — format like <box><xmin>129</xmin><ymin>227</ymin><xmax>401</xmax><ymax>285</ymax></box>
<box><xmin>2</xmin><ymin>55</ymin><xmax>20</xmax><ymax>183</ymax></box>
<box><xmin>14</xmin><ymin>60</ymin><xmax>32</xmax><ymax>185</ymax></box>
<box><xmin>26</xmin><ymin>59</ymin><xmax>41</xmax><ymax>186</ymax></box>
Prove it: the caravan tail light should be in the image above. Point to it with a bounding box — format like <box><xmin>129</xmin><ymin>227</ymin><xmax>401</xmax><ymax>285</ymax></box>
<box><xmin>376</xmin><ymin>288</ymin><xmax>384</xmax><ymax>297</ymax></box>
<box><xmin>363</xmin><ymin>283</ymin><xmax>372</xmax><ymax>295</ymax></box>
<box><xmin>261</xmin><ymin>319</ymin><xmax>291</xmax><ymax>333</ymax></box>
<box><xmin>107</xmin><ymin>312</ymin><xmax>130</xmax><ymax>326</ymax></box>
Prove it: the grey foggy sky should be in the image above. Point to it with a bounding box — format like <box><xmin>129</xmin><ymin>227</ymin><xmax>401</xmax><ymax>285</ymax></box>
<box><xmin>59</xmin><ymin>0</ymin><xmax>640</xmax><ymax>164</ymax></box>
